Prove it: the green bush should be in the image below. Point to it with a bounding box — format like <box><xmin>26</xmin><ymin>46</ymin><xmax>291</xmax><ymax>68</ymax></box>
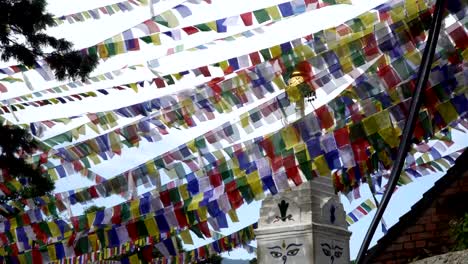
<box><xmin>450</xmin><ymin>213</ymin><xmax>468</xmax><ymax>251</ymax></box>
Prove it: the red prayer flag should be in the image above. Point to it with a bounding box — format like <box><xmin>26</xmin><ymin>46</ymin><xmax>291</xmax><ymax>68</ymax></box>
<box><xmin>159</xmin><ymin>190</ymin><xmax>171</xmax><ymax>207</ymax></box>
<box><xmin>175</xmin><ymin>208</ymin><xmax>188</xmax><ymax>228</ymax></box>
<box><xmin>227</xmin><ymin>189</ymin><xmax>243</xmax><ymax>209</ymax></box>
<box><xmin>351</xmin><ymin>139</ymin><xmax>370</xmax><ymax>162</ymax></box>
<box><xmin>240</xmin><ymin>12</ymin><xmax>253</xmax><ymax>26</ymax></box>
<box><xmin>153</xmin><ymin>78</ymin><xmax>166</xmax><ymax>88</ymax></box>
<box><xmin>111</xmin><ymin>206</ymin><xmax>122</xmax><ymax>224</ymax></box>
<box><xmin>334</xmin><ymin>127</ymin><xmax>350</xmax><ymax>147</ymax></box>
<box><xmin>89</xmin><ymin>186</ymin><xmax>99</xmax><ymax>198</ymax></box>
<box><xmin>249</xmin><ymin>52</ymin><xmax>261</xmax><ymax>66</ymax></box>
<box><xmin>126</xmin><ymin>222</ymin><xmax>139</xmax><ymax>241</ymax></box>
<box><xmin>209</xmin><ymin>171</ymin><xmax>222</xmax><ymax>187</ymax></box>
<box><xmin>182</xmin><ymin>26</ymin><xmax>199</xmax><ymax>35</ymax></box>
<box><xmin>378</xmin><ymin>65</ymin><xmax>401</xmax><ymax>90</ymax></box>
<box><xmin>315</xmin><ymin>106</ymin><xmax>334</xmax><ymax>129</ymax></box>
<box><xmin>198</xmin><ymin>221</ymin><xmax>211</xmax><ymax>238</ymax></box>
<box><xmin>32</xmin><ymin>248</ymin><xmax>43</xmax><ymax>264</ymax></box>
<box><xmin>198</xmin><ymin>66</ymin><xmax>211</xmax><ymax>77</ymax></box>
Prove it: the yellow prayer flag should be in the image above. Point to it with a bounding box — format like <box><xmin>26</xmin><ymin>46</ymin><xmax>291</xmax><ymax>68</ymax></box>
<box><xmin>219</xmin><ymin>60</ymin><xmax>229</xmax><ymax>72</ymax></box>
<box><xmin>421</xmin><ymin>153</ymin><xmax>431</xmax><ymax>163</ymax></box>
<box><xmin>272</xmin><ymin>76</ymin><xmax>287</xmax><ymax>90</ymax></box>
<box><xmin>47</xmin><ymin>244</ymin><xmax>57</xmax><ymax>260</ymax></box>
<box><xmin>97</xmin><ymin>44</ymin><xmax>109</xmax><ymax>58</ymax></box>
<box><xmin>48</xmin><ymin>169</ymin><xmax>59</xmax><ymax>180</ymax></box>
<box><xmin>340</xmin><ymin>55</ymin><xmax>354</xmax><ymax>73</ymax></box>
<box><xmin>87</xmin><ymin>122</ymin><xmax>100</xmax><ymax>134</ymax></box>
<box><xmin>436</xmin><ymin>101</ymin><xmax>458</xmax><ymax>124</ymax></box>
<box><xmin>187</xmin><ymin>140</ymin><xmax>197</xmax><ymax>153</ymax></box>
<box><xmin>270</xmin><ymin>45</ymin><xmax>282</xmax><ymax>58</ymax></box>
<box><xmin>130</xmin><ymin>200</ymin><xmax>140</xmax><ymax>217</ymax></box>
<box><xmin>145</xmin><ymin>162</ymin><xmax>156</xmax><ymax>177</ymax></box>
<box><xmin>362</xmin><ymin>116</ymin><xmax>378</xmax><ymax>135</ymax></box>
<box><xmin>364</xmin><ymin>199</ymin><xmax>376</xmax><ymax>210</ymax></box>
<box><xmin>129</xmin><ymin>254</ymin><xmax>140</xmax><ymax>264</ymax></box>
<box><xmin>48</xmin><ymin>222</ymin><xmax>61</xmax><ymax>238</ymax></box>
<box><xmin>295</xmin><ymin>45</ymin><xmax>314</xmax><ymax>60</ymax></box>
<box><xmin>9</xmin><ymin>180</ymin><xmax>22</xmax><ymax>191</ymax></box>
<box><xmin>162</xmin><ymin>10</ymin><xmax>179</xmax><ymax>27</ymax></box>
<box><xmin>281</xmin><ymin>125</ymin><xmax>300</xmax><ymax>149</ymax></box>
<box><xmin>374</xmin><ymin>110</ymin><xmax>392</xmax><ymax>130</ymax></box>
<box><xmin>405</xmin><ymin>0</ymin><xmax>418</xmax><ymax>17</ymax></box>
<box><xmin>205</xmin><ymin>21</ymin><xmax>217</xmax><ymax>31</ymax></box>
<box><xmin>129</xmin><ymin>83</ymin><xmax>138</xmax><ymax>93</ymax></box>
<box><xmin>89</xmin><ymin>233</ymin><xmax>98</xmax><ymax>250</ymax></box>
<box><xmin>390</xmin><ymin>5</ymin><xmax>405</xmax><ymax>21</ymax></box>
<box><xmin>115</xmin><ymin>41</ymin><xmax>125</xmax><ymax>55</ymax></box>
<box><xmin>198</xmin><ymin>207</ymin><xmax>208</xmax><ymax>222</ymax></box>
<box><xmin>228</xmin><ymin>209</ymin><xmax>239</xmax><ymax>222</ymax></box>
<box><xmin>179</xmin><ymin>184</ymin><xmax>190</xmax><ymax>201</ymax></box>
<box><xmin>17</xmin><ymin>254</ymin><xmax>26</xmax><ymax>263</ymax></box>
<box><xmin>166</xmin><ymin>168</ymin><xmax>178</xmax><ymax>179</ymax></box>
<box><xmin>378</xmin><ymin>151</ymin><xmax>392</xmax><ymax>167</ymax></box>
<box><xmin>358</xmin><ymin>12</ymin><xmax>378</xmax><ymax>26</ymax></box>
<box><xmin>250</xmin><ymin>180</ymin><xmax>265</xmax><ymax>201</ymax></box>
<box><xmin>404</xmin><ymin>50</ymin><xmax>422</xmax><ymax>66</ymax></box>
<box><xmin>378</xmin><ymin>127</ymin><xmax>400</xmax><ymax>148</ymax></box>
<box><xmin>266</xmin><ymin>6</ymin><xmax>281</xmax><ymax>20</ymax></box>
<box><xmin>314</xmin><ymin>155</ymin><xmax>331</xmax><ymax>176</ymax></box>
<box><xmin>462</xmin><ymin>49</ymin><xmax>468</xmax><ymax>61</ymax></box>
<box><xmin>144</xmin><ymin>217</ymin><xmax>159</xmax><ymax>236</ymax></box>
<box><xmin>246</xmin><ymin>171</ymin><xmax>259</xmax><ymax>184</ymax></box>
<box><xmin>232</xmin><ymin>167</ymin><xmax>244</xmax><ymax>178</ymax></box>
<box><xmin>240</xmin><ymin>113</ymin><xmax>250</xmax><ymax>128</ymax></box>
<box><xmin>149</xmin><ymin>34</ymin><xmax>161</xmax><ymax>45</ymax></box>
<box><xmin>180</xmin><ymin>229</ymin><xmax>193</xmax><ymax>245</ymax></box>
<box><xmin>188</xmin><ymin>192</ymin><xmax>204</xmax><ymax>211</ymax></box>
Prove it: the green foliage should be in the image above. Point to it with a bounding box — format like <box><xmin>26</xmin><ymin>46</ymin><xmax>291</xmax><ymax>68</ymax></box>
<box><xmin>450</xmin><ymin>213</ymin><xmax>468</xmax><ymax>251</ymax></box>
<box><xmin>0</xmin><ymin>125</ymin><xmax>54</xmax><ymax>217</ymax></box>
<box><xmin>198</xmin><ymin>254</ymin><xmax>223</xmax><ymax>264</ymax></box>
<box><xmin>83</xmin><ymin>205</ymin><xmax>105</xmax><ymax>214</ymax></box>
<box><xmin>0</xmin><ymin>0</ymin><xmax>98</xmax><ymax>80</ymax></box>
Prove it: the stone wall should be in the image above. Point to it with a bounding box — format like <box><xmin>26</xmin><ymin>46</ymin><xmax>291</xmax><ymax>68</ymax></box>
<box><xmin>410</xmin><ymin>249</ymin><xmax>468</xmax><ymax>264</ymax></box>
<box><xmin>369</xmin><ymin>171</ymin><xmax>468</xmax><ymax>264</ymax></box>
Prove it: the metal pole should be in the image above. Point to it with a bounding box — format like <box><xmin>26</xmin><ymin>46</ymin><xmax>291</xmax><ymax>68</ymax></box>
<box><xmin>355</xmin><ymin>0</ymin><xmax>446</xmax><ymax>262</ymax></box>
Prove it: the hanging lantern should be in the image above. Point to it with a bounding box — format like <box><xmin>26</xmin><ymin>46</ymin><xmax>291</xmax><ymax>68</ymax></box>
<box><xmin>287</xmin><ymin>61</ymin><xmax>317</xmax><ymax>102</ymax></box>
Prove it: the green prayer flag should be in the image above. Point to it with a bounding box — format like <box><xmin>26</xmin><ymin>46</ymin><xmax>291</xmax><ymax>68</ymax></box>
<box><xmin>236</xmin><ymin>177</ymin><xmax>254</xmax><ymax>204</ymax></box>
<box><xmin>349</xmin><ymin>122</ymin><xmax>365</xmax><ymax>142</ymax></box>
<box><xmin>39</xmin><ymin>222</ymin><xmax>52</xmax><ymax>236</ymax></box>
<box><xmin>299</xmin><ymin>161</ymin><xmax>314</xmax><ymax>181</ymax></box>
<box><xmin>121</xmin><ymin>203</ymin><xmax>131</xmax><ymax>222</ymax></box>
<box><xmin>153</xmin><ymin>15</ymin><xmax>169</xmax><ymax>27</ymax></box>
<box><xmin>259</xmin><ymin>49</ymin><xmax>272</xmax><ymax>60</ymax></box>
<box><xmin>78</xmin><ymin>237</ymin><xmax>89</xmax><ymax>254</ymax></box>
<box><xmin>253</xmin><ymin>9</ymin><xmax>271</xmax><ymax>23</ymax></box>
<box><xmin>169</xmin><ymin>187</ymin><xmax>181</xmax><ymax>203</ymax></box>
<box><xmin>271</xmin><ymin>133</ymin><xmax>286</xmax><ymax>156</ymax></box>
<box><xmin>137</xmin><ymin>219</ymin><xmax>149</xmax><ymax>237</ymax></box>
<box><xmin>195</xmin><ymin>23</ymin><xmax>211</xmax><ymax>31</ymax></box>
<box><xmin>361</xmin><ymin>202</ymin><xmax>373</xmax><ymax>212</ymax></box>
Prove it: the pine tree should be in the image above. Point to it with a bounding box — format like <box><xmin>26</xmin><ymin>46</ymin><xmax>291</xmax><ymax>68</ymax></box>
<box><xmin>0</xmin><ymin>0</ymin><xmax>98</xmax><ymax>80</ymax></box>
<box><xmin>0</xmin><ymin>125</ymin><xmax>54</xmax><ymax>217</ymax></box>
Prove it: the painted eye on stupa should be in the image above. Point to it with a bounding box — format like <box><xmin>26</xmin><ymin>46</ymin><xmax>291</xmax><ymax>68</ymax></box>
<box><xmin>322</xmin><ymin>248</ymin><xmax>331</xmax><ymax>256</ymax></box>
<box><xmin>270</xmin><ymin>251</ymin><xmax>283</xmax><ymax>258</ymax></box>
<box><xmin>287</xmin><ymin>248</ymin><xmax>300</xmax><ymax>256</ymax></box>
<box><xmin>335</xmin><ymin>251</ymin><xmax>343</xmax><ymax>258</ymax></box>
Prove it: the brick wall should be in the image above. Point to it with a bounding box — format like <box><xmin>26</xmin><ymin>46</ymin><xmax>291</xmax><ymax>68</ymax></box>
<box><xmin>369</xmin><ymin>171</ymin><xmax>468</xmax><ymax>264</ymax></box>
